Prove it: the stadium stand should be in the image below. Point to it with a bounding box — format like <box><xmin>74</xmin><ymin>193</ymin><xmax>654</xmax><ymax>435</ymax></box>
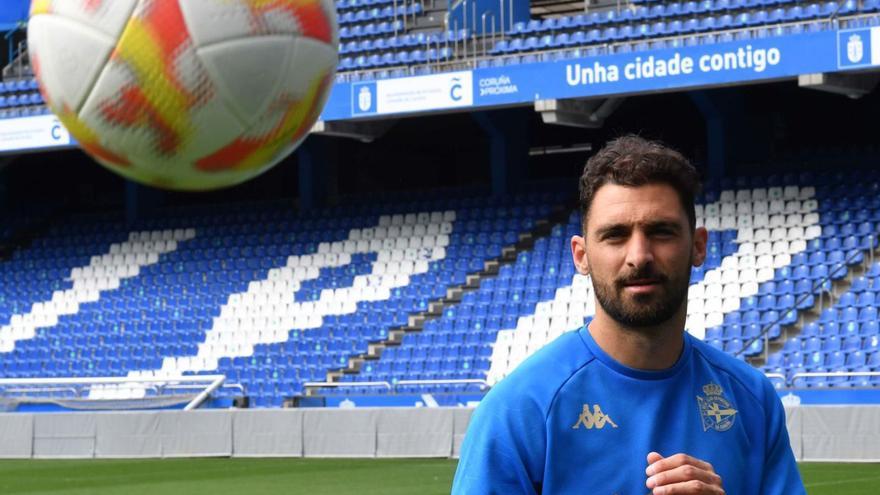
<box><xmin>326</xmin><ymin>171</ymin><xmax>880</xmax><ymax>401</ymax></box>
<box><xmin>5</xmin><ymin>165</ymin><xmax>880</xmax><ymax>409</ymax></box>
<box><xmin>0</xmin><ymin>190</ymin><xmax>562</xmax><ymax>408</ymax></box>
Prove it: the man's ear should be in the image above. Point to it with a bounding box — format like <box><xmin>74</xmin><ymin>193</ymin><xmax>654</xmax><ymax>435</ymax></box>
<box><xmin>571</xmin><ymin>235</ymin><xmax>590</xmax><ymax>275</ymax></box>
<box><xmin>692</xmin><ymin>226</ymin><xmax>708</xmax><ymax>267</ymax></box>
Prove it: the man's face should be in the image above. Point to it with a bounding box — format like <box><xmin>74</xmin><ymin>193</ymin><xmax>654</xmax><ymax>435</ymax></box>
<box><xmin>572</xmin><ymin>183</ymin><xmax>707</xmax><ymax>329</ymax></box>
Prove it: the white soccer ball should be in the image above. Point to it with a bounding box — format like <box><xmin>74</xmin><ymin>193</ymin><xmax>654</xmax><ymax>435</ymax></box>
<box><xmin>28</xmin><ymin>0</ymin><xmax>338</xmax><ymax>190</ymax></box>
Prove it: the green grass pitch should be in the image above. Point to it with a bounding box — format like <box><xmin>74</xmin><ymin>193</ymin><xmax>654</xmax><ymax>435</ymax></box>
<box><xmin>0</xmin><ymin>458</ymin><xmax>877</xmax><ymax>494</ymax></box>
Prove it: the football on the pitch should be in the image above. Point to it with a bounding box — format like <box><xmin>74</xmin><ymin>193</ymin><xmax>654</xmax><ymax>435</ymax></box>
<box><xmin>28</xmin><ymin>0</ymin><xmax>338</xmax><ymax>190</ymax></box>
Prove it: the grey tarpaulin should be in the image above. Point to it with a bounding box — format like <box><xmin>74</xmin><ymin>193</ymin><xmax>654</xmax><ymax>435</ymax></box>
<box><xmin>1</xmin><ymin>406</ymin><xmax>877</xmax><ymax>460</ymax></box>
<box><xmin>233</xmin><ymin>409</ymin><xmax>303</xmax><ymax>457</ymax></box>
<box><xmin>302</xmin><ymin>408</ymin><xmax>378</xmax><ymax>457</ymax></box>
<box><xmin>95</xmin><ymin>411</ymin><xmax>161</xmax><ymax>458</ymax></box>
<box><xmin>451</xmin><ymin>407</ymin><xmax>473</xmax><ymax>458</ymax></box>
<box><xmin>158</xmin><ymin>410</ymin><xmax>232</xmax><ymax>457</ymax></box>
<box><xmin>33</xmin><ymin>413</ymin><xmax>96</xmax><ymax>458</ymax></box>
<box><xmin>376</xmin><ymin>408</ymin><xmax>453</xmax><ymax>457</ymax></box>
<box><xmin>0</xmin><ymin>413</ymin><xmax>33</xmax><ymax>458</ymax></box>
<box><xmin>784</xmin><ymin>406</ymin><xmax>803</xmax><ymax>461</ymax></box>
<box><xmin>799</xmin><ymin>405</ymin><xmax>880</xmax><ymax>461</ymax></box>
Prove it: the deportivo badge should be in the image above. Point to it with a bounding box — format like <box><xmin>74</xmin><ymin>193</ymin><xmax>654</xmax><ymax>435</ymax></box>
<box><xmin>697</xmin><ymin>383</ymin><xmax>737</xmax><ymax>432</ymax></box>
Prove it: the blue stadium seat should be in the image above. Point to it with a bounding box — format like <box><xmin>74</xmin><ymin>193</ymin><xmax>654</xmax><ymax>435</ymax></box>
<box><xmin>682</xmin><ymin>18</ymin><xmax>700</xmax><ymax>32</ymax></box>
<box><xmin>801</xmin><ymin>3</ymin><xmax>821</xmax><ymax>18</ymax></box>
<box><xmin>803</xmin><ymin>337</ymin><xmax>822</xmax><ymax>353</ymax></box>
<box><xmin>507</xmin><ymin>38</ymin><xmax>524</xmax><ymax>52</ymax></box>
<box><xmin>556</xmin><ymin>16</ymin><xmax>575</xmax><ymax>30</ymax></box>
<box><xmin>523</xmin><ymin>20</ymin><xmax>542</xmax><ymax>34</ymax></box>
<box><xmin>553</xmin><ymin>33</ymin><xmax>570</xmax><ymax>47</ymax></box>
<box><xmin>648</xmin><ymin>4</ymin><xmax>665</xmax><ymax>17</ymax></box>
<box><xmin>600</xmin><ymin>26</ymin><xmax>618</xmax><ymax>41</ymax></box>
<box><xmin>820</xmin><ymin>0</ymin><xmax>838</xmax><ymax>15</ymax></box>
<box><xmin>539</xmin><ymin>18</ymin><xmax>557</xmax><ymax>32</ymax></box>
<box><xmin>664</xmin><ymin>20</ymin><xmax>683</xmax><ymax>34</ymax></box>
<box><xmin>860</xmin><ymin>321</ymin><xmax>879</xmax><ymax>337</ymax></box>
<box><xmin>632</xmin><ymin>23</ymin><xmax>652</xmax><ymax>38</ymax></box>
<box><xmin>806</xmin><ymin>351</ymin><xmax>825</xmax><ymax>370</ymax></box>
<box><xmin>617</xmin><ymin>25</ymin><xmax>634</xmax><ymax>40</ymax></box>
<box><xmin>749</xmin><ymin>9</ymin><xmax>768</xmax><ymax>25</ymax></box>
<box><xmin>784</xmin><ymin>5</ymin><xmax>803</xmax><ymax>19</ymax></box>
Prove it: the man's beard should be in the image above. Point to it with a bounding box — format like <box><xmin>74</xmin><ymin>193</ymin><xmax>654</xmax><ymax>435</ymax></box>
<box><xmin>590</xmin><ymin>257</ymin><xmax>691</xmax><ymax>329</ymax></box>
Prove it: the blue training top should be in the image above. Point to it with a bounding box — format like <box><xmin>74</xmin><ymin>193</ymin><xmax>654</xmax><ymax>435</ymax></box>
<box><xmin>452</xmin><ymin>326</ymin><xmax>805</xmax><ymax>494</ymax></box>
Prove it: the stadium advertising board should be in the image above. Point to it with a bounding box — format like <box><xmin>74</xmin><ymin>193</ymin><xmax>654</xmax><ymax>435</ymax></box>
<box><xmin>0</xmin><ymin>114</ymin><xmax>74</xmax><ymax>154</ymax></box>
<box><xmin>351</xmin><ymin>71</ymin><xmax>474</xmax><ymax>116</ymax></box>
<box><xmin>321</xmin><ymin>27</ymin><xmax>880</xmax><ymax>120</ymax></box>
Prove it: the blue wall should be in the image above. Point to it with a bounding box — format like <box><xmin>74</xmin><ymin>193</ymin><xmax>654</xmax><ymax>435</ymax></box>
<box><xmin>0</xmin><ymin>1</ymin><xmax>29</xmax><ymax>30</ymax></box>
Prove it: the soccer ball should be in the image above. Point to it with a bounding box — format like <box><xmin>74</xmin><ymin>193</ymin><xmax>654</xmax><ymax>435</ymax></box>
<box><xmin>28</xmin><ymin>0</ymin><xmax>338</xmax><ymax>191</ymax></box>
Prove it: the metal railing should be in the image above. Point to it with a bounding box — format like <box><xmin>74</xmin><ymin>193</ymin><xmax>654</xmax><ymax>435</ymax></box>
<box><xmin>482</xmin><ymin>12</ymin><xmax>498</xmax><ymax>57</ymax></box>
<box><xmin>396</xmin><ymin>378</ymin><xmax>488</xmax><ymax>388</ymax></box>
<box><xmin>304</xmin><ymin>380</ymin><xmax>394</xmax><ymax>391</ymax></box>
<box><xmin>305</xmin><ymin>378</ymin><xmax>488</xmax><ymax>392</ymax></box>
<box><xmin>789</xmin><ymin>371</ymin><xmax>880</xmax><ymax>387</ymax></box>
<box><xmin>3</xmin><ymin>38</ymin><xmax>28</xmax><ymax>79</ymax></box>
<box><xmin>764</xmin><ymin>372</ymin><xmax>787</xmax><ymax>387</ymax></box>
<box><xmin>764</xmin><ymin>371</ymin><xmax>880</xmax><ymax>387</ymax></box>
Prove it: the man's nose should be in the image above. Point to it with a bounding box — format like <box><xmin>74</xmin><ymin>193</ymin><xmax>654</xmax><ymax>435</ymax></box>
<box><xmin>625</xmin><ymin>232</ymin><xmax>654</xmax><ymax>269</ymax></box>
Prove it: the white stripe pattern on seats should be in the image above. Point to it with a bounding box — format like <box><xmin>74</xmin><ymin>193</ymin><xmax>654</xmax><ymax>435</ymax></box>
<box><xmin>0</xmin><ymin>229</ymin><xmax>195</xmax><ymax>353</ymax></box>
<box><xmin>128</xmin><ymin>211</ymin><xmax>456</xmax><ymax>381</ymax></box>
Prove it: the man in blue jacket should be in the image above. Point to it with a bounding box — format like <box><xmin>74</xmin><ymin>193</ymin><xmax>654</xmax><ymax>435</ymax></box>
<box><xmin>452</xmin><ymin>135</ymin><xmax>804</xmax><ymax>494</ymax></box>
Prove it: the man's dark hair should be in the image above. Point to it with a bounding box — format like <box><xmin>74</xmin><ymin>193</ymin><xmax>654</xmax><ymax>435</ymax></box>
<box><xmin>578</xmin><ymin>135</ymin><xmax>701</xmax><ymax>231</ymax></box>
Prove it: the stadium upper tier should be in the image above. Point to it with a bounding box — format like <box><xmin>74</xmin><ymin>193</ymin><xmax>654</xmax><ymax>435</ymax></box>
<box><xmin>0</xmin><ymin>77</ymin><xmax>48</xmax><ymax>119</ymax></box>
<box><xmin>335</xmin><ymin>0</ymin><xmax>879</xmax><ymax>75</ymax></box>
<box><xmin>1</xmin><ymin>172</ymin><xmax>879</xmax><ymax>408</ymax></box>
<box><xmin>2</xmin><ymin>2</ymin><xmax>878</xmax><ymax>116</ymax></box>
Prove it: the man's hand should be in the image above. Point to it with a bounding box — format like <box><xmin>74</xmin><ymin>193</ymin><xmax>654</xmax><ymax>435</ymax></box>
<box><xmin>645</xmin><ymin>452</ymin><xmax>725</xmax><ymax>494</ymax></box>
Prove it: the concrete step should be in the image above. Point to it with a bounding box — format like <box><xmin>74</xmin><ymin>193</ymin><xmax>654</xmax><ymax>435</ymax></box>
<box><xmin>413</xmin><ymin>14</ymin><xmax>445</xmax><ymax>29</ymax></box>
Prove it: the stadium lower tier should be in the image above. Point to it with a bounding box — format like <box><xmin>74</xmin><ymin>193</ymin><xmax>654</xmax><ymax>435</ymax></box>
<box><xmin>1</xmin><ymin>172</ymin><xmax>880</xmax><ymax>408</ymax></box>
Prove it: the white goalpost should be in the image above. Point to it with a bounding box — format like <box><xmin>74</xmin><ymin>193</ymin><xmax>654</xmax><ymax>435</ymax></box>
<box><xmin>0</xmin><ymin>375</ymin><xmax>229</xmax><ymax>411</ymax></box>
